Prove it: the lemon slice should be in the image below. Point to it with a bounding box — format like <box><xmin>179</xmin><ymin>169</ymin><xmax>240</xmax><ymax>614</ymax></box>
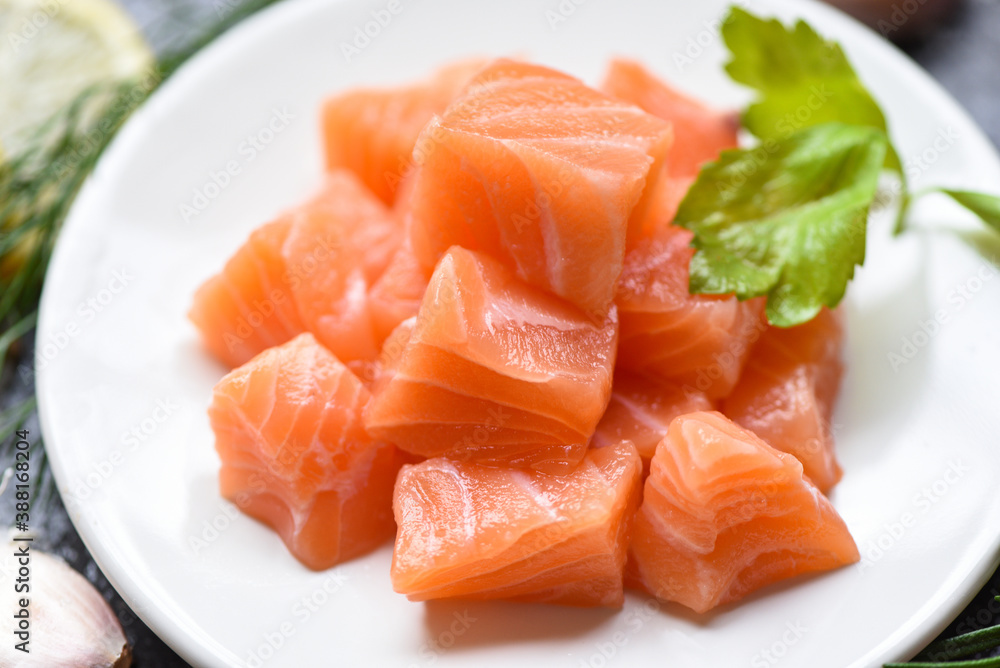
<box><xmin>0</xmin><ymin>0</ymin><xmax>153</xmax><ymax>157</ymax></box>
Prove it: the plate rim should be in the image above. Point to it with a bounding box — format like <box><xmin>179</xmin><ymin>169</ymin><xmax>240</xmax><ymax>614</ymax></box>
<box><xmin>35</xmin><ymin>0</ymin><xmax>1000</xmax><ymax>665</ymax></box>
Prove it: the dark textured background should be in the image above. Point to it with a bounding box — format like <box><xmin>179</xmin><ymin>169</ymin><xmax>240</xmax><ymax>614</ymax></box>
<box><xmin>6</xmin><ymin>0</ymin><xmax>1000</xmax><ymax>665</ymax></box>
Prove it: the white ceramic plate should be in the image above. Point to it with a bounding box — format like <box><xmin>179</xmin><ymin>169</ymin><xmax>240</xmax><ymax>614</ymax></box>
<box><xmin>36</xmin><ymin>0</ymin><xmax>1000</xmax><ymax>665</ymax></box>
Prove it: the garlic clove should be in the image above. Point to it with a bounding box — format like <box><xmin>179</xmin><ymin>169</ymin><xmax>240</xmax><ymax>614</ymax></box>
<box><xmin>0</xmin><ymin>539</ymin><xmax>132</xmax><ymax>668</ymax></box>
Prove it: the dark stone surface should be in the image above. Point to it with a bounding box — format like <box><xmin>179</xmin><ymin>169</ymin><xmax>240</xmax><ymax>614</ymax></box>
<box><xmin>3</xmin><ymin>0</ymin><xmax>998</xmax><ymax>666</ymax></box>
<box><xmin>904</xmin><ymin>0</ymin><xmax>1000</xmax><ymax>150</ymax></box>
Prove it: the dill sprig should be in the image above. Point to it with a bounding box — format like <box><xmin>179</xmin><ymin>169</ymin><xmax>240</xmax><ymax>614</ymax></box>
<box><xmin>0</xmin><ymin>0</ymin><xmax>286</xmax><ymax>477</ymax></box>
<box><xmin>156</xmin><ymin>0</ymin><xmax>288</xmax><ymax>78</ymax></box>
<box><xmin>885</xmin><ymin>599</ymin><xmax>1000</xmax><ymax>666</ymax></box>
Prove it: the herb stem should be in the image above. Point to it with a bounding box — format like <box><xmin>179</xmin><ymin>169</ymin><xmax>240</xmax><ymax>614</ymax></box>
<box><xmin>0</xmin><ymin>397</ymin><xmax>36</xmax><ymax>445</ymax></box>
<box><xmin>157</xmin><ymin>0</ymin><xmax>285</xmax><ymax>79</ymax></box>
<box><xmin>886</xmin><ymin>658</ymin><xmax>1000</xmax><ymax>668</ymax></box>
<box><xmin>0</xmin><ymin>311</ymin><xmax>36</xmax><ymax>370</ymax></box>
<box><xmin>909</xmin><ymin>624</ymin><xmax>1000</xmax><ymax>663</ymax></box>
<box><xmin>893</xmin><ymin>190</ymin><xmax>911</xmax><ymax>235</ymax></box>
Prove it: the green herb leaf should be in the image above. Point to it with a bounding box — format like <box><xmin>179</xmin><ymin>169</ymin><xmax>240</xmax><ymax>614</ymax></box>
<box><xmin>721</xmin><ymin>6</ymin><xmax>901</xmax><ymax>175</ymax></box>
<box><xmin>939</xmin><ymin>189</ymin><xmax>1000</xmax><ymax>235</ymax></box>
<box><xmin>675</xmin><ymin>122</ymin><xmax>887</xmax><ymax>327</ymax></box>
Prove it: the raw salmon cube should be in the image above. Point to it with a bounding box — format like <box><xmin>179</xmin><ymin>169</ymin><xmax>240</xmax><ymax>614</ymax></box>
<box><xmin>364</xmin><ymin>246</ymin><xmax>618</xmax><ymax>473</ymax></box>
<box><xmin>391</xmin><ymin>441</ymin><xmax>642</xmax><ymax>607</ymax></box>
<box><xmin>602</xmin><ymin>58</ymin><xmax>739</xmax><ymax>179</ymax></box>
<box><xmin>283</xmin><ymin>171</ymin><xmax>400</xmax><ymax>362</ymax></box>
<box><xmin>189</xmin><ymin>170</ymin><xmax>399</xmax><ymax>367</ymax></box>
<box><xmin>723</xmin><ymin>307</ymin><xmax>845</xmax><ymax>491</ymax></box>
<box><xmin>602</xmin><ymin>59</ymin><xmax>740</xmax><ymax>242</ymax></box>
<box><xmin>407</xmin><ymin>58</ymin><xmax>673</xmax><ymax>317</ymax></box>
<box><xmin>628</xmin><ymin>411</ymin><xmax>858</xmax><ymax>613</ymax></box>
<box><xmin>368</xmin><ymin>241</ymin><xmax>429</xmax><ymax>346</ymax></box>
<box><xmin>209</xmin><ymin>333</ymin><xmax>405</xmax><ymax>570</ymax></box>
<box><xmin>591</xmin><ymin>371</ymin><xmax>714</xmax><ymax>471</ymax></box>
<box><xmin>603</xmin><ymin>64</ymin><xmax>757</xmax><ymax>393</ymax></box>
<box><xmin>322</xmin><ymin>59</ymin><xmax>486</xmax><ymax>204</ymax></box>
<box><xmin>628</xmin><ymin>174</ymin><xmax>696</xmax><ymax>243</ymax></box>
<box><xmin>616</xmin><ymin>224</ymin><xmax>766</xmax><ymax>399</ymax></box>
<box><xmin>189</xmin><ymin>219</ymin><xmax>305</xmax><ymax>367</ymax></box>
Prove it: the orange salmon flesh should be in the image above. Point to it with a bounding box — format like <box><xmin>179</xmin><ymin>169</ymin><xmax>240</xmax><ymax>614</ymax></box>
<box><xmin>197</xmin><ymin>56</ymin><xmax>856</xmax><ymax>613</ymax></box>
